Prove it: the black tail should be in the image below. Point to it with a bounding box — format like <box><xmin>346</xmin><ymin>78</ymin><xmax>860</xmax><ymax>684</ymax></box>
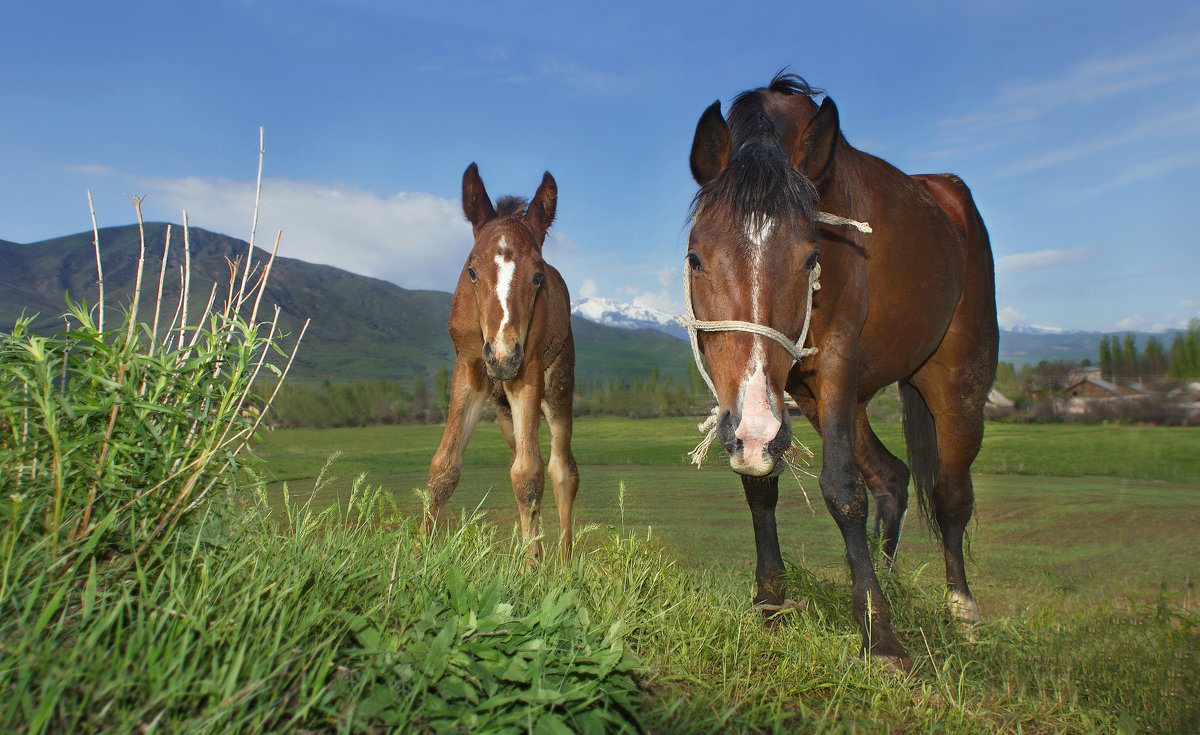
<box><xmin>900</xmin><ymin>380</ymin><xmax>941</xmax><ymax>541</ymax></box>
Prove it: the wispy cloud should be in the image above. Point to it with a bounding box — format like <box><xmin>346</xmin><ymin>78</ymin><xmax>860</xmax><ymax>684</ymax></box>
<box><xmin>66</xmin><ymin>164</ymin><xmax>114</xmax><ymax>176</ymax></box>
<box><xmin>999</xmin><ymin>103</ymin><xmax>1200</xmax><ymax>178</ymax></box>
<box><xmin>140</xmin><ymin>176</ymin><xmax>473</xmax><ymax>291</ymax></box>
<box><xmin>943</xmin><ymin>30</ymin><xmax>1200</xmax><ymax>137</ymax></box>
<box><xmin>996</xmin><ymin>247</ymin><xmax>1089</xmax><ymax>275</ymax></box>
<box><xmin>1068</xmin><ymin>147</ymin><xmax>1200</xmax><ymax>202</ymax></box>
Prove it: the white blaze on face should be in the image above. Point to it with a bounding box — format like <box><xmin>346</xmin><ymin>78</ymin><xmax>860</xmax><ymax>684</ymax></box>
<box><xmin>733</xmin><ymin>215</ymin><xmax>781</xmax><ymax>473</ymax></box>
<box><xmin>492</xmin><ymin>239</ymin><xmax>515</xmax><ymax>361</ymax></box>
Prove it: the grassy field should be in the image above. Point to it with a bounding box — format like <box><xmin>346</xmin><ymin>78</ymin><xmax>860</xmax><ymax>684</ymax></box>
<box><xmin>256</xmin><ymin>417</ymin><xmax>1200</xmax><ymax>615</ymax></box>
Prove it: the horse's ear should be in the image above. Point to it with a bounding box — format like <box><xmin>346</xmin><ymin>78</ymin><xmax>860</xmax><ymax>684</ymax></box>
<box><xmin>462</xmin><ymin>162</ymin><xmax>497</xmax><ymax>234</ymax></box>
<box><xmin>525</xmin><ymin>171</ymin><xmax>557</xmax><ymax>243</ymax></box>
<box><xmin>792</xmin><ymin>96</ymin><xmax>840</xmax><ymax>187</ymax></box>
<box><xmin>690</xmin><ymin>101</ymin><xmax>730</xmax><ymax>186</ymax></box>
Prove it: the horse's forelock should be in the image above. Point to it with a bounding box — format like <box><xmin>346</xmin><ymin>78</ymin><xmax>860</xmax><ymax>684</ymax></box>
<box><xmin>690</xmin><ymin>142</ymin><xmax>818</xmax><ymax>238</ymax></box>
<box><xmin>494</xmin><ymin>196</ymin><xmax>528</xmax><ymax>217</ymax></box>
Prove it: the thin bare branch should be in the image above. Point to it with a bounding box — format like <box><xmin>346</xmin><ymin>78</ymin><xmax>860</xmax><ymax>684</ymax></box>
<box><xmin>236</xmin><ymin>126</ymin><xmax>265</xmax><ymax>311</ymax></box>
<box><xmin>87</xmin><ymin>190</ymin><xmax>104</xmax><ymax>332</ymax></box>
<box><xmin>249</xmin><ymin>230</ymin><xmax>282</xmax><ymax>329</ymax></box>
<box><xmin>125</xmin><ymin>195</ymin><xmax>148</xmax><ymax>344</ymax></box>
<box><xmin>150</xmin><ymin>225</ymin><xmax>172</xmax><ymax>353</ymax></box>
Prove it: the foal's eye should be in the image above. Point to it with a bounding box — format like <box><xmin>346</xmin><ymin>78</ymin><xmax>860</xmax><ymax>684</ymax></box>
<box><xmin>686</xmin><ymin>252</ymin><xmax>704</xmax><ymax>272</ymax></box>
<box><xmin>466</xmin><ymin>267</ymin><xmax>477</xmax><ymax>282</ymax></box>
<box><xmin>533</xmin><ymin>272</ymin><xmax>544</xmax><ymax>286</ymax></box>
<box><xmin>804</xmin><ymin>252</ymin><xmax>819</xmax><ymax>271</ymax></box>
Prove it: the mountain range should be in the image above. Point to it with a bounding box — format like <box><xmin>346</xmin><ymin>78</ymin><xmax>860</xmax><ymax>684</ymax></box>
<box><xmin>1</xmin><ymin>223</ymin><xmax>1167</xmax><ymax>382</ymax></box>
<box><xmin>0</xmin><ymin>224</ymin><xmax>693</xmax><ymax>386</ymax></box>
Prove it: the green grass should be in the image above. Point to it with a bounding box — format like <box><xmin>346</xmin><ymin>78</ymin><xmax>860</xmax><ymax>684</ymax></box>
<box><xmin>255</xmin><ymin>417</ymin><xmax>1200</xmax><ymax>612</ymax></box>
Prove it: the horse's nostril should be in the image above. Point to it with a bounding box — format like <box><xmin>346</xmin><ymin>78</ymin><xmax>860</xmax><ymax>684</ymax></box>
<box><xmin>716</xmin><ymin>409</ymin><xmax>739</xmax><ymax>451</ymax></box>
<box><xmin>483</xmin><ymin>342</ymin><xmax>493</xmax><ymax>359</ymax></box>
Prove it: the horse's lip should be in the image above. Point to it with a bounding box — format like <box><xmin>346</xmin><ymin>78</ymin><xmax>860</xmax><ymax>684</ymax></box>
<box><xmin>728</xmin><ymin>449</ymin><xmax>784</xmax><ymax>477</ymax></box>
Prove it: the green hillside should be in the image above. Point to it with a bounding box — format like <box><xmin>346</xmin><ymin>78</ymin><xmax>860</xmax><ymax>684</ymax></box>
<box><xmin>0</xmin><ymin>224</ymin><xmax>692</xmax><ymax>386</ymax></box>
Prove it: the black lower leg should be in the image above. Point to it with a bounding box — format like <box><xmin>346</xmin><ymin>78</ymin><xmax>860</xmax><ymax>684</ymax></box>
<box><xmin>824</xmin><ymin>460</ymin><xmax>910</xmax><ymax>666</ymax></box>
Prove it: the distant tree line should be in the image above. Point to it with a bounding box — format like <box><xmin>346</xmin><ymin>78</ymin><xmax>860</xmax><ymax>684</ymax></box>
<box><xmin>1097</xmin><ymin>318</ymin><xmax>1200</xmax><ymax>382</ymax></box>
<box><xmin>266</xmin><ymin>363</ymin><xmax>715</xmax><ymax>428</ymax></box>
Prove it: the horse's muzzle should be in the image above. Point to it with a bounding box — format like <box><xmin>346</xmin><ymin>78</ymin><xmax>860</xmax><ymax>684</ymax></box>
<box><xmin>717</xmin><ymin>408</ymin><xmax>791</xmax><ymax>477</ymax></box>
<box><xmin>483</xmin><ymin>340</ymin><xmax>524</xmax><ymax>381</ymax></box>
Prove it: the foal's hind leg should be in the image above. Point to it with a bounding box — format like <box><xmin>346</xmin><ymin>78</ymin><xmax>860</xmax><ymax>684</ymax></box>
<box><xmin>542</xmin><ymin>349</ymin><xmax>579</xmax><ymax>560</ymax></box>
<box><xmin>854</xmin><ymin>404</ymin><xmax>910</xmax><ymax>568</ymax></box>
<box><xmin>424</xmin><ymin>358</ymin><xmax>489</xmax><ymax>532</ymax></box>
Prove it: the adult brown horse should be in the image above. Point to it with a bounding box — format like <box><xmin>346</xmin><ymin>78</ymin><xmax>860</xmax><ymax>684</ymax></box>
<box><xmin>684</xmin><ymin>73</ymin><xmax>997</xmax><ymax>671</ymax></box>
<box><xmin>424</xmin><ymin>163</ymin><xmax>579</xmax><ymax>561</ymax></box>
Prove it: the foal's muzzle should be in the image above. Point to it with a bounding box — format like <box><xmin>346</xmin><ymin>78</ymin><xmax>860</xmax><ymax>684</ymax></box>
<box><xmin>717</xmin><ymin>408</ymin><xmax>792</xmax><ymax>477</ymax></box>
<box><xmin>483</xmin><ymin>340</ymin><xmax>524</xmax><ymax>381</ymax></box>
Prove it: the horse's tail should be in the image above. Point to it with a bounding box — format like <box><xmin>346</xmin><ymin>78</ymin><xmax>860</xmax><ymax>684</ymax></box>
<box><xmin>899</xmin><ymin>380</ymin><xmax>941</xmax><ymax>541</ymax></box>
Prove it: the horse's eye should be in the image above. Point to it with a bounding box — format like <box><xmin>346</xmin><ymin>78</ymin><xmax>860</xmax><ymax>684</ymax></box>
<box><xmin>687</xmin><ymin>252</ymin><xmax>704</xmax><ymax>272</ymax></box>
<box><xmin>466</xmin><ymin>267</ymin><xmax>477</xmax><ymax>282</ymax></box>
<box><xmin>804</xmin><ymin>252</ymin><xmax>819</xmax><ymax>270</ymax></box>
<box><xmin>533</xmin><ymin>272</ymin><xmax>544</xmax><ymax>286</ymax></box>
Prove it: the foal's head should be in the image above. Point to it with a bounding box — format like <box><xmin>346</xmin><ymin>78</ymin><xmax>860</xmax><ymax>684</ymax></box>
<box><xmin>460</xmin><ymin>163</ymin><xmax>557</xmax><ymax>381</ymax></box>
<box><xmin>686</xmin><ymin>81</ymin><xmax>840</xmax><ymax>476</ymax></box>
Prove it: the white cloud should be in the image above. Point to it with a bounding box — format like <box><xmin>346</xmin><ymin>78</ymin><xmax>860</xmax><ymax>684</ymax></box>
<box><xmin>996</xmin><ymin>247</ymin><xmax>1089</xmax><ymax>275</ymax></box>
<box><xmin>140</xmin><ymin>176</ymin><xmax>474</xmax><ymax>290</ymax></box>
<box><xmin>997</xmin><ymin>306</ymin><xmax>1027</xmax><ymax>329</ymax></box>
<box><xmin>578</xmin><ymin>278</ymin><xmax>598</xmax><ymax>298</ymax></box>
<box><xmin>1114</xmin><ymin>315</ymin><xmax>1146</xmax><ymax>331</ymax></box>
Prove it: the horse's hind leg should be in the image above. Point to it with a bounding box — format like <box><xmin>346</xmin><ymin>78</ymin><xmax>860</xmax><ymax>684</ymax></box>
<box><xmin>906</xmin><ymin>334</ymin><xmax>996</xmax><ymax>624</ymax></box>
<box><xmin>424</xmin><ymin>358</ymin><xmax>489</xmax><ymax>532</ymax></box>
<box><xmin>854</xmin><ymin>405</ymin><xmax>910</xmax><ymax>568</ymax></box>
<box><xmin>541</xmin><ymin>348</ymin><xmax>579</xmax><ymax>560</ymax></box>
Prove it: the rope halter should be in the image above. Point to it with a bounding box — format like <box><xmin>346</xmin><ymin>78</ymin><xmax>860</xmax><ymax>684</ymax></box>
<box><xmin>676</xmin><ymin>211</ymin><xmax>871</xmax><ymax>469</ymax></box>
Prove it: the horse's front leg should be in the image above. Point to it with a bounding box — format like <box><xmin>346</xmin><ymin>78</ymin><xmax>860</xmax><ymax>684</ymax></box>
<box><xmin>819</xmin><ymin>383</ymin><xmax>911</xmax><ymax>671</ymax></box>
<box><xmin>423</xmin><ymin>358</ymin><xmax>489</xmax><ymax>533</ymax></box>
<box><xmin>742</xmin><ymin>474</ymin><xmax>787</xmax><ymax>621</ymax></box>
<box><xmin>505</xmin><ymin>363</ymin><xmax>546</xmax><ymax>562</ymax></box>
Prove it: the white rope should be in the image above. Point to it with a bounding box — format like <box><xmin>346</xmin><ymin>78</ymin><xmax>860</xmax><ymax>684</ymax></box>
<box><xmin>677</xmin><ymin>209</ymin><xmax>870</xmax><ymax>475</ymax></box>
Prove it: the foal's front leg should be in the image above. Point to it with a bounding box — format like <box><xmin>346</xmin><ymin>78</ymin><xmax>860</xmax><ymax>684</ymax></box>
<box><xmin>423</xmin><ymin>358</ymin><xmax>488</xmax><ymax>533</ymax></box>
<box><xmin>505</xmin><ymin>363</ymin><xmax>546</xmax><ymax>562</ymax></box>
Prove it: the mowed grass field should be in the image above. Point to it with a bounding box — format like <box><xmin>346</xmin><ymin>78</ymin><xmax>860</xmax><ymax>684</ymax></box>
<box><xmin>256</xmin><ymin>418</ymin><xmax>1200</xmax><ymax>616</ymax></box>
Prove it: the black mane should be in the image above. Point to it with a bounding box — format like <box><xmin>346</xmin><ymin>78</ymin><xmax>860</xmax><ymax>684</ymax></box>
<box><xmin>691</xmin><ymin>73</ymin><xmax>820</xmax><ymax>234</ymax></box>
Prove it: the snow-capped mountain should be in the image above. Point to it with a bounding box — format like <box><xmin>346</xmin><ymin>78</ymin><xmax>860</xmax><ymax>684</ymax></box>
<box><xmin>570</xmin><ymin>297</ymin><xmax>688</xmax><ymax>340</ymax></box>
<box><xmin>1004</xmin><ymin>324</ymin><xmax>1086</xmax><ymax>336</ymax></box>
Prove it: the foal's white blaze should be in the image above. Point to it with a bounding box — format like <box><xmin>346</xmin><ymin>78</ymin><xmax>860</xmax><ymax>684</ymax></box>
<box><xmin>493</xmin><ymin>250</ymin><xmax>515</xmax><ymax>361</ymax></box>
<box><xmin>732</xmin><ymin>214</ymin><xmax>781</xmax><ymax>476</ymax></box>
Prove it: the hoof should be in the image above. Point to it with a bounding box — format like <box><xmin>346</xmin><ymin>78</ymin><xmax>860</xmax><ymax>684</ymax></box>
<box><xmin>949</xmin><ymin>591</ymin><xmax>983</xmax><ymax>626</ymax></box>
<box><xmin>870</xmin><ymin>652</ymin><xmax>913</xmax><ymax>675</ymax></box>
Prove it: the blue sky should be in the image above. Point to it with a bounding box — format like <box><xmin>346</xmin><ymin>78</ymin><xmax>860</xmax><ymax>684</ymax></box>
<box><xmin>3</xmin><ymin>0</ymin><xmax>1198</xmax><ymax>333</ymax></box>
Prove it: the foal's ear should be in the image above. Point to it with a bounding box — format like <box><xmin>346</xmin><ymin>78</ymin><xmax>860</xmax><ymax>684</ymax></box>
<box><xmin>462</xmin><ymin>162</ymin><xmax>497</xmax><ymax>234</ymax></box>
<box><xmin>525</xmin><ymin>171</ymin><xmax>557</xmax><ymax>243</ymax></box>
<box><xmin>690</xmin><ymin>101</ymin><xmax>731</xmax><ymax>186</ymax></box>
<box><xmin>792</xmin><ymin>96</ymin><xmax>840</xmax><ymax>187</ymax></box>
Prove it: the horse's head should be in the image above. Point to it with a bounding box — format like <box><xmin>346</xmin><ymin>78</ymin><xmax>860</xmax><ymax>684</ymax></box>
<box><xmin>460</xmin><ymin>163</ymin><xmax>557</xmax><ymax>381</ymax></box>
<box><xmin>686</xmin><ymin>92</ymin><xmax>840</xmax><ymax>476</ymax></box>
